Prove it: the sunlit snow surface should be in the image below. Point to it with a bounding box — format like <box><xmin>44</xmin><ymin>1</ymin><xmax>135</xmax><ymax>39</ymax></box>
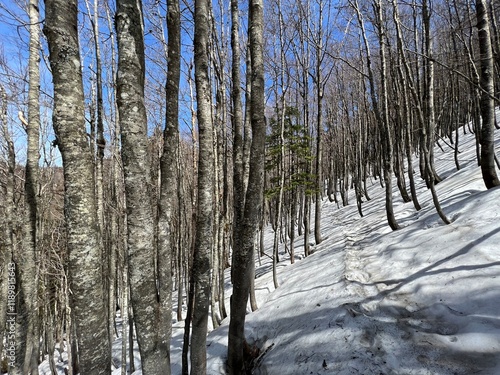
<box><xmin>37</xmin><ymin>113</ymin><xmax>500</xmax><ymax>374</ymax></box>
<box><xmin>203</xmin><ymin>117</ymin><xmax>500</xmax><ymax>374</ymax></box>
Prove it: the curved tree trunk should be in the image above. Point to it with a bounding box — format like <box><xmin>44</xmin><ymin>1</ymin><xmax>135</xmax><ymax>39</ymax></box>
<box><xmin>228</xmin><ymin>0</ymin><xmax>266</xmax><ymax>372</ymax></box>
<box><xmin>354</xmin><ymin>0</ymin><xmax>399</xmax><ymax>230</ymax></box>
<box><xmin>375</xmin><ymin>0</ymin><xmax>399</xmax><ymax>230</ymax></box>
<box><xmin>422</xmin><ymin>0</ymin><xmax>451</xmax><ymax>225</ymax></box>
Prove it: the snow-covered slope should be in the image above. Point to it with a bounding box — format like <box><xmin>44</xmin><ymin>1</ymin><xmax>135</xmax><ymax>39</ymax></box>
<box><xmin>204</xmin><ymin>120</ymin><xmax>500</xmax><ymax>374</ymax></box>
<box><xmin>35</xmin><ymin>117</ymin><xmax>500</xmax><ymax>375</ymax></box>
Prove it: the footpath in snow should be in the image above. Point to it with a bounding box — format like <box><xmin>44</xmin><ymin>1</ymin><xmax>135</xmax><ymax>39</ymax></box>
<box><xmin>204</xmin><ymin>123</ymin><xmax>500</xmax><ymax>374</ymax></box>
<box><xmin>35</xmin><ymin>120</ymin><xmax>500</xmax><ymax>375</ymax></box>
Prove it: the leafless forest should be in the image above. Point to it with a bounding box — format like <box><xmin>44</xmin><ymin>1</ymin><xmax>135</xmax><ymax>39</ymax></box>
<box><xmin>0</xmin><ymin>0</ymin><xmax>499</xmax><ymax>374</ymax></box>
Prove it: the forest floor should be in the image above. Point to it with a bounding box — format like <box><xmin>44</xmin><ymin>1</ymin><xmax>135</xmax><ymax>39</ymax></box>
<box><xmin>38</xmin><ymin>114</ymin><xmax>500</xmax><ymax>374</ymax></box>
<box><xmin>202</xmin><ymin>116</ymin><xmax>500</xmax><ymax>374</ymax></box>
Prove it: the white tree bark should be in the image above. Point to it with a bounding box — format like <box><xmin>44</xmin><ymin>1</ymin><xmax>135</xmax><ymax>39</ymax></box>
<box><xmin>228</xmin><ymin>0</ymin><xmax>266</xmax><ymax>372</ymax></box>
<box><xmin>476</xmin><ymin>0</ymin><xmax>500</xmax><ymax>188</ymax></box>
<box><xmin>115</xmin><ymin>0</ymin><xmax>170</xmax><ymax>373</ymax></box>
<box><xmin>44</xmin><ymin>1</ymin><xmax>111</xmax><ymax>373</ymax></box>
<box><xmin>190</xmin><ymin>0</ymin><xmax>215</xmax><ymax>372</ymax></box>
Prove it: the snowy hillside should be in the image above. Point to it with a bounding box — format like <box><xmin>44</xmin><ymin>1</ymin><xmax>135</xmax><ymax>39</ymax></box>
<box><xmin>35</xmin><ymin>118</ymin><xmax>500</xmax><ymax>375</ymax></box>
<box><xmin>202</xmin><ymin>121</ymin><xmax>500</xmax><ymax>374</ymax></box>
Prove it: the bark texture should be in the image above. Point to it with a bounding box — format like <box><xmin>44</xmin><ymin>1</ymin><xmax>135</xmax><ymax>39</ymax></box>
<box><xmin>231</xmin><ymin>0</ymin><xmax>245</xmax><ymax>268</ymax></box>
<box><xmin>157</xmin><ymin>0</ymin><xmax>183</xmax><ymax>372</ymax></box>
<box><xmin>17</xmin><ymin>1</ymin><xmax>41</xmax><ymax>373</ymax></box>
<box><xmin>116</xmin><ymin>0</ymin><xmax>169</xmax><ymax>373</ymax></box>
<box><xmin>228</xmin><ymin>0</ymin><xmax>266</xmax><ymax>372</ymax></box>
<box><xmin>44</xmin><ymin>1</ymin><xmax>110</xmax><ymax>373</ymax></box>
<box><xmin>190</xmin><ymin>0</ymin><xmax>215</xmax><ymax>372</ymax></box>
<box><xmin>476</xmin><ymin>0</ymin><xmax>500</xmax><ymax>188</ymax></box>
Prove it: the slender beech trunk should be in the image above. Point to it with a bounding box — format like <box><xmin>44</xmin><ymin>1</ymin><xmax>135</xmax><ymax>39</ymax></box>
<box><xmin>212</xmin><ymin>97</ymin><xmax>222</xmax><ymax>329</ymax></box>
<box><xmin>190</xmin><ymin>0</ymin><xmax>215</xmax><ymax>372</ymax></box>
<box><xmin>115</xmin><ymin>0</ymin><xmax>169</xmax><ymax>373</ymax></box>
<box><xmin>44</xmin><ymin>1</ymin><xmax>111</xmax><ymax>373</ymax></box>
<box><xmin>295</xmin><ymin>7</ymin><xmax>312</xmax><ymax>256</ymax></box>
<box><xmin>489</xmin><ymin>1</ymin><xmax>500</xmax><ymax>95</ymax></box>
<box><xmin>374</xmin><ymin>0</ymin><xmax>399</xmax><ymax>230</ymax></box>
<box><xmin>476</xmin><ymin>0</ymin><xmax>500</xmax><ymax>188</ymax></box>
<box><xmin>176</xmin><ymin>144</ymin><xmax>185</xmax><ymax>323</ymax></box>
<box><xmin>83</xmin><ymin>0</ymin><xmax>106</xmax><ymax>237</ymax></box>
<box><xmin>17</xmin><ymin>1</ymin><xmax>41</xmax><ymax>373</ymax></box>
<box><xmin>391</xmin><ymin>0</ymin><xmax>421</xmax><ymax>211</ymax></box>
<box><xmin>231</xmin><ymin>0</ymin><xmax>244</xmax><ymax>274</ymax></box>
<box><xmin>231</xmin><ymin>0</ymin><xmax>245</xmax><ymax>278</ymax></box>
<box><xmin>314</xmin><ymin>1</ymin><xmax>324</xmax><ymax>244</ymax></box>
<box><xmin>182</xmin><ymin>64</ymin><xmax>197</xmax><ymax>375</ymax></box>
<box><xmin>156</xmin><ymin>0</ymin><xmax>182</xmax><ymax>372</ymax></box>
<box><xmin>104</xmin><ymin>2</ymin><xmax>124</xmax><ymax>369</ymax></box>
<box><xmin>243</xmin><ymin>43</ymin><xmax>253</xmax><ymax>193</ymax></box>
<box><xmin>228</xmin><ymin>0</ymin><xmax>265</xmax><ymax>372</ymax></box>
<box><xmin>271</xmin><ymin>0</ymin><xmax>289</xmax><ymax>288</ymax></box>
<box><xmin>353</xmin><ymin>0</ymin><xmax>399</xmax><ymax>230</ymax></box>
<box><xmin>422</xmin><ymin>0</ymin><xmax>450</xmax><ymax>224</ymax></box>
<box><xmin>231</xmin><ymin>0</ymin><xmax>257</xmax><ymax>311</ymax></box>
<box><xmin>85</xmin><ymin>0</ymin><xmax>111</xmax><ymax>350</ymax></box>
<box><xmin>289</xmin><ymin>189</ymin><xmax>296</xmax><ymax>263</ymax></box>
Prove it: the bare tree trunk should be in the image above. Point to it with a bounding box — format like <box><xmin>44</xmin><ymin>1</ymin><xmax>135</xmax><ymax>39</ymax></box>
<box><xmin>44</xmin><ymin>1</ymin><xmax>111</xmax><ymax>373</ymax></box>
<box><xmin>182</xmin><ymin>66</ymin><xmax>198</xmax><ymax>375</ymax></box>
<box><xmin>390</xmin><ymin>3</ymin><xmax>422</xmax><ymax>211</ymax></box>
<box><xmin>422</xmin><ymin>0</ymin><xmax>450</xmax><ymax>224</ymax></box>
<box><xmin>243</xmin><ymin>43</ymin><xmax>253</xmax><ymax>193</ymax></box>
<box><xmin>314</xmin><ymin>84</ymin><xmax>324</xmax><ymax>244</ymax></box>
<box><xmin>270</xmin><ymin>0</ymin><xmax>290</xmax><ymax>288</ymax></box>
<box><xmin>104</xmin><ymin>1</ymin><xmax>122</xmax><ymax>354</ymax></box>
<box><xmin>352</xmin><ymin>0</ymin><xmax>399</xmax><ymax>230</ymax></box>
<box><xmin>17</xmin><ymin>1</ymin><xmax>41</xmax><ymax>373</ymax></box>
<box><xmin>84</xmin><ymin>0</ymin><xmax>111</xmax><ymax>353</ymax></box>
<box><xmin>156</xmin><ymin>0</ymin><xmax>183</xmax><ymax>371</ymax></box>
<box><xmin>190</xmin><ymin>0</ymin><xmax>215</xmax><ymax>372</ymax></box>
<box><xmin>314</xmin><ymin>1</ymin><xmax>325</xmax><ymax>244</ymax></box>
<box><xmin>228</xmin><ymin>0</ymin><xmax>266</xmax><ymax>372</ymax></box>
<box><xmin>212</xmin><ymin>94</ymin><xmax>223</xmax><ymax>329</ymax></box>
<box><xmin>230</xmin><ymin>0</ymin><xmax>257</xmax><ymax>312</ymax></box>
<box><xmin>295</xmin><ymin>1</ymin><xmax>312</xmax><ymax>256</ymax></box>
<box><xmin>391</xmin><ymin>0</ymin><xmax>425</xmax><ymax>213</ymax></box>
<box><xmin>476</xmin><ymin>0</ymin><xmax>500</xmax><ymax>188</ymax></box>
<box><xmin>374</xmin><ymin>0</ymin><xmax>399</xmax><ymax>230</ymax></box>
<box><xmin>177</xmin><ymin>144</ymin><xmax>186</xmax><ymax>323</ymax></box>
<box><xmin>231</xmin><ymin>0</ymin><xmax>245</xmax><ymax>264</ymax></box>
<box><xmin>83</xmin><ymin>0</ymin><xmax>106</xmax><ymax>237</ymax></box>
<box><xmin>115</xmin><ymin>0</ymin><xmax>169</xmax><ymax>373</ymax></box>
<box><xmin>489</xmin><ymin>0</ymin><xmax>500</xmax><ymax>98</ymax></box>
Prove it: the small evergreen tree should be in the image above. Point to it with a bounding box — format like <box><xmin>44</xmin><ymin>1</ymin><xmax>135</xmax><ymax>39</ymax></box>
<box><xmin>266</xmin><ymin>105</ymin><xmax>315</xmax><ymax>202</ymax></box>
